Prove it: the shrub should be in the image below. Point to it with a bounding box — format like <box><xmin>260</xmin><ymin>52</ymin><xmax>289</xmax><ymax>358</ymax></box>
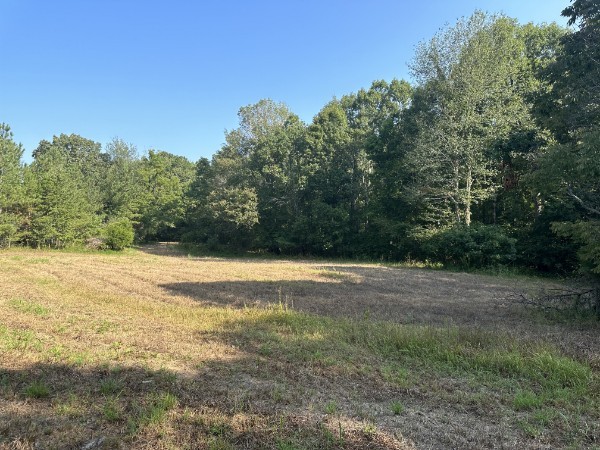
<box><xmin>427</xmin><ymin>224</ymin><xmax>516</xmax><ymax>268</ymax></box>
<box><xmin>103</xmin><ymin>218</ymin><xmax>135</xmax><ymax>250</ymax></box>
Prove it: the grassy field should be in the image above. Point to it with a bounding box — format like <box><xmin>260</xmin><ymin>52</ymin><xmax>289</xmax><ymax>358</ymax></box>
<box><xmin>0</xmin><ymin>244</ymin><xmax>598</xmax><ymax>449</ymax></box>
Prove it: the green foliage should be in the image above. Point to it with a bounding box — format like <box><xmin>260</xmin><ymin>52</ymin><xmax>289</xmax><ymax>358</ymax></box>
<box><xmin>0</xmin><ymin>124</ymin><xmax>27</xmax><ymax>248</ymax></box>
<box><xmin>514</xmin><ymin>391</ymin><xmax>544</xmax><ymax>410</ymax></box>
<box><xmin>426</xmin><ymin>224</ymin><xmax>516</xmax><ymax>268</ymax></box>
<box><xmin>408</xmin><ymin>13</ymin><xmax>539</xmax><ymax>227</ymax></box>
<box><xmin>29</xmin><ymin>145</ymin><xmax>100</xmax><ymax>248</ymax></box>
<box><xmin>103</xmin><ymin>397</ymin><xmax>123</xmax><ymax>422</ymax></box>
<box><xmin>0</xmin><ymin>213</ymin><xmax>21</xmax><ymax>249</ymax></box>
<box><xmin>540</xmin><ymin>0</ymin><xmax>600</xmax><ymax>138</ymax></box>
<box><xmin>8</xmin><ymin>298</ymin><xmax>50</xmax><ymax>317</ymax></box>
<box><xmin>391</xmin><ymin>401</ymin><xmax>404</xmax><ymax>415</ymax></box>
<box><xmin>102</xmin><ymin>218</ymin><xmax>135</xmax><ymax>250</ymax></box>
<box><xmin>0</xmin><ymin>4</ymin><xmax>596</xmax><ymax>282</ymax></box>
<box><xmin>553</xmin><ymin>221</ymin><xmax>600</xmax><ymax>275</ymax></box>
<box><xmin>137</xmin><ymin>150</ymin><xmax>195</xmax><ymax>241</ymax></box>
<box><xmin>24</xmin><ymin>381</ymin><xmax>50</xmax><ymax>399</ymax></box>
<box><xmin>102</xmin><ymin>138</ymin><xmax>141</xmax><ymax>221</ymax></box>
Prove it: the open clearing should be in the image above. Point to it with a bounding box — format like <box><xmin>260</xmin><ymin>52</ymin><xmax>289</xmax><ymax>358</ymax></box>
<box><xmin>1</xmin><ymin>245</ymin><xmax>598</xmax><ymax>449</ymax></box>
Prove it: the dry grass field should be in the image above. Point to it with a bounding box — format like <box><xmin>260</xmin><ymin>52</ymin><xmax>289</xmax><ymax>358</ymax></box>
<box><xmin>1</xmin><ymin>244</ymin><xmax>598</xmax><ymax>449</ymax></box>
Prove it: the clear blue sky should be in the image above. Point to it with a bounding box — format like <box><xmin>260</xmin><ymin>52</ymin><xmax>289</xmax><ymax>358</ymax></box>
<box><xmin>1</xmin><ymin>0</ymin><xmax>569</xmax><ymax>163</ymax></box>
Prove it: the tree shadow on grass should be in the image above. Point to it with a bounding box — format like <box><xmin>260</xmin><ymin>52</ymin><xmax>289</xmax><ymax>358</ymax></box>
<box><xmin>159</xmin><ymin>277</ymin><xmax>512</xmax><ymax>328</ymax></box>
<box><xmin>160</xmin><ymin>276</ymin><xmax>600</xmax><ymax>367</ymax></box>
<box><xmin>0</xmin><ymin>360</ymin><xmax>413</xmax><ymax>450</ymax></box>
<box><xmin>137</xmin><ymin>242</ymin><xmax>284</xmax><ymax>264</ymax></box>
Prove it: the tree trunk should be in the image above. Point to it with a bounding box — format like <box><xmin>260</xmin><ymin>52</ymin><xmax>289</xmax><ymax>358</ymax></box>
<box><xmin>465</xmin><ymin>167</ymin><xmax>472</xmax><ymax>226</ymax></box>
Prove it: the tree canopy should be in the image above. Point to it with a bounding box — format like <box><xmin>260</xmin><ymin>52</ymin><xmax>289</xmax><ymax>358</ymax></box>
<box><xmin>1</xmin><ymin>2</ymin><xmax>597</xmax><ymax>281</ymax></box>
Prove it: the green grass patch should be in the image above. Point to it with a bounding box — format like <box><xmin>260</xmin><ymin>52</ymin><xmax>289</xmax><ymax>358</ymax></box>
<box><xmin>224</xmin><ymin>306</ymin><xmax>595</xmax><ymax>415</ymax></box>
<box><xmin>0</xmin><ymin>324</ymin><xmax>43</xmax><ymax>351</ymax></box>
<box><xmin>514</xmin><ymin>390</ymin><xmax>544</xmax><ymax>410</ymax></box>
<box><xmin>24</xmin><ymin>381</ymin><xmax>50</xmax><ymax>398</ymax></box>
<box><xmin>128</xmin><ymin>392</ymin><xmax>178</xmax><ymax>434</ymax></box>
<box><xmin>391</xmin><ymin>401</ymin><xmax>404</xmax><ymax>415</ymax></box>
<box><xmin>103</xmin><ymin>396</ymin><xmax>123</xmax><ymax>422</ymax></box>
<box><xmin>100</xmin><ymin>377</ymin><xmax>123</xmax><ymax>395</ymax></box>
<box><xmin>7</xmin><ymin>298</ymin><xmax>50</xmax><ymax>317</ymax></box>
<box><xmin>55</xmin><ymin>393</ymin><xmax>83</xmax><ymax>417</ymax></box>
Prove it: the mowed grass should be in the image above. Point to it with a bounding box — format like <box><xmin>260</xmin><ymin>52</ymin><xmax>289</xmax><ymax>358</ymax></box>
<box><xmin>0</xmin><ymin>246</ymin><xmax>598</xmax><ymax>449</ymax></box>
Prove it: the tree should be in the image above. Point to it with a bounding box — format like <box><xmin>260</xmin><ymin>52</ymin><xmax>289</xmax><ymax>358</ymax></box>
<box><xmin>28</xmin><ymin>145</ymin><xmax>99</xmax><ymax>248</ymax></box>
<box><xmin>0</xmin><ymin>124</ymin><xmax>26</xmax><ymax>247</ymax></box>
<box><xmin>102</xmin><ymin>138</ymin><xmax>142</xmax><ymax>221</ymax></box>
<box><xmin>186</xmin><ymin>99</ymin><xmax>303</xmax><ymax>250</ymax></box>
<box><xmin>531</xmin><ymin>0</ymin><xmax>600</xmax><ymax>277</ymax></box>
<box><xmin>540</xmin><ymin>0</ymin><xmax>600</xmax><ymax>139</ymax></box>
<box><xmin>407</xmin><ymin>13</ymin><xmax>539</xmax><ymax>227</ymax></box>
<box><xmin>297</xmin><ymin>101</ymin><xmax>354</xmax><ymax>254</ymax></box>
<box><xmin>137</xmin><ymin>150</ymin><xmax>195</xmax><ymax>241</ymax></box>
<box><xmin>33</xmin><ymin>134</ymin><xmax>106</xmax><ymax>213</ymax></box>
<box><xmin>350</xmin><ymin>80</ymin><xmax>414</xmax><ymax>257</ymax></box>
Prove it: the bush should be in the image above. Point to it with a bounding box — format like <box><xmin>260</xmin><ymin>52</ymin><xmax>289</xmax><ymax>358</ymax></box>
<box><xmin>102</xmin><ymin>218</ymin><xmax>135</xmax><ymax>250</ymax></box>
<box><xmin>426</xmin><ymin>224</ymin><xmax>516</xmax><ymax>268</ymax></box>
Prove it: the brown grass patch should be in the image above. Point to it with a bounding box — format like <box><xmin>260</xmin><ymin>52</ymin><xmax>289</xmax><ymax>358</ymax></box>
<box><xmin>0</xmin><ymin>244</ymin><xmax>598</xmax><ymax>449</ymax></box>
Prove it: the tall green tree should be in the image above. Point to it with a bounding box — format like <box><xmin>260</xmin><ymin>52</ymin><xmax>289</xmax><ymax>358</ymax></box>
<box><xmin>137</xmin><ymin>150</ymin><xmax>195</xmax><ymax>241</ymax></box>
<box><xmin>531</xmin><ymin>0</ymin><xmax>600</xmax><ymax>275</ymax></box>
<box><xmin>346</xmin><ymin>80</ymin><xmax>414</xmax><ymax>257</ymax></box>
<box><xmin>29</xmin><ymin>146</ymin><xmax>99</xmax><ymax>248</ymax></box>
<box><xmin>102</xmin><ymin>138</ymin><xmax>141</xmax><ymax>221</ymax></box>
<box><xmin>407</xmin><ymin>13</ymin><xmax>540</xmax><ymax>227</ymax></box>
<box><xmin>33</xmin><ymin>134</ymin><xmax>106</xmax><ymax>214</ymax></box>
<box><xmin>187</xmin><ymin>99</ymin><xmax>303</xmax><ymax>250</ymax></box>
<box><xmin>540</xmin><ymin>0</ymin><xmax>600</xmax><ymax>140</ymax></box>
<box><xmin>0</xmin><ymin>124</ymin><xmax>26</xmax><ymax>247</ymax></box>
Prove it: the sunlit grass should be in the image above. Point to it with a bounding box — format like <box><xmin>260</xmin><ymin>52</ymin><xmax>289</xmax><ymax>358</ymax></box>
<box><xmin>0</xmin><ymin>247</ymin><xmax>597</xmax><ymax>448</ymax></box>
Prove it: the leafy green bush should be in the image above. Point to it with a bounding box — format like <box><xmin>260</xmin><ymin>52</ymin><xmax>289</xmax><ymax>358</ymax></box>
<box><xmin>102</xmin><ymin>218</ymin><xmax>135</xmax><ymax>250</ymax></box>
<box><xmin>427</xmin><ymin>224</ymin><xmax>516</xmax><ymax>268</ymax></box>
<box><xmin>552</xmin><ymin>220</ymin><xmax>600</xmax><ymax>276</ymax></box>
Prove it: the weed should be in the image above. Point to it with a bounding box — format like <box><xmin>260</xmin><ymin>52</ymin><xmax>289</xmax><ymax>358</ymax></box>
<box><xmin>391</xmin><ymin>401</ymin><xmax>404</xmax><ymax>415</ymax></box>
<box><xmin>69</xmin><ymin>352</ymin><xmax>90</xmax><ymax>366</ymax></box>
<box><xmin>532</xmin><ymin>409</ymin><xmax>556</xmax><ymax>427</ymax></box>
<box><xmin>208</xmin><ymin>437</ymin><xmax>235</xmax><ymax>450</ymax></box>
<box><xmin>0</xmin><ymin>326</ymin><xmax>42</xmax><ymax>351</ymax></box>
<box><xmin>49</xmin><ymin>345</ymin><xmax>64</xmax><ymax>359</ymax></box>
<box><xmin>258</xmin><ymin>344</ymin><xmax>273</xmax><ymax>356</ymax></box>
<box><xmin>100</xmin><ymin>377</ymin><xmax>122</xmax><ymax>395</ymax></box>
<box><xmin>518</xmin><ymin>419</ymin><xmax>543</xmax><ymax>438</ymax></box>
<box><xmin>55</xmin><ymin>393</ymin><xmax>81</xmax><ymax>417</ymax></box>
<box><xmin>24</xmin><ymin>381</ymin><xmax>50</xmax><ymax>399</ymax></box>
<box><xmin>96</xmin><ymin>320</ymin><xmax>115</xmax><ymax>334</ymax></box>
<box><xmin>324</xmin><ymin>400</ymin><xmax>338</xmax><ymax>414</ymax></box>
<box><xmin>103</xmin><ymin>397</ymin><xmax>122</xmax><ymax>422</ymax></box>
<box><xmin>127</xmin><ymin>392</ymin><xmax>178</xmax><ymax>435</ymax></box>
<box><xmin>271</xmin><ymin>385</ymin><xmax>285</xmax><ymax>403</ymax></box>
<box><xmin>142</xmin><ymin>392</ymin><xmax>178</xmax><ymax>427</ymax></box>
<box><xmin>276</xmin><ymin>440</ymin><xmax>301</xmax><ymax>450</ymax></box>
<box><xmin>514</xmin><ymin>391</ymin><xmax>544</xmax><ymax>410</ymax></box>
<box><xmin>208</xmin><ymin>420</ymin><xmax>232</xmax><ymax>437</ymax></box>
<box><xmin>0</xmin><ymin>374</ymin><xmax>10</xmax><ymax>395</ymax></box>
<box><xmin>362</xmin><ymin>421</ymin><xmax>377</xmax><ymax>438</ymax></box>
<box><xmin>382</xmin><ymin>365</ymin><xmax>412</xmax><ymax>387</ymax></box>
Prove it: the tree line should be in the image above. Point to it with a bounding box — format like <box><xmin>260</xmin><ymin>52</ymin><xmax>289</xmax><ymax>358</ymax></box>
<box><xmin>1</xmin><ymin>2</ymin><xmax>598</xmax><ymax>277</ymax></box>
